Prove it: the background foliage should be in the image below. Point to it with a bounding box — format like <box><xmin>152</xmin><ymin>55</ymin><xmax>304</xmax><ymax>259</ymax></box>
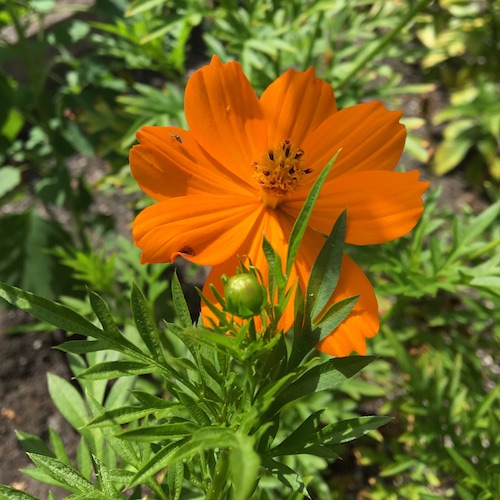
<box><xmin>0</xmin><ymin>0</ymin><xmax>499</xmax><ymax>498</ymax></box>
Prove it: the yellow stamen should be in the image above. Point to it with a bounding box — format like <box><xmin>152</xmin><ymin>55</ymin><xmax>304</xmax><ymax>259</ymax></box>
<box><xmin>253</xmin><ymin>139</ymin><xmax>312</xmax><ymax>208</ymax></box>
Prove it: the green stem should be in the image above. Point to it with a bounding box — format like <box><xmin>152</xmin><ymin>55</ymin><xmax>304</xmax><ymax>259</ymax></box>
<box><xmin>336</xmin><ymin>0</ymin><xmax>433</xmax><ymax>90</ymax></box>
<box><xmin>206</xmin><ymin>450</ymin><xmax>230</xmax><ymax>500</ymax></box>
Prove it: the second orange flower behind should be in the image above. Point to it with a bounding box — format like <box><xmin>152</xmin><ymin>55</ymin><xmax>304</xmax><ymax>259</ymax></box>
<box><xmin>131</xmin><ymin>55</ymin><xmax>429</xmax><ymax>357</ymax></box>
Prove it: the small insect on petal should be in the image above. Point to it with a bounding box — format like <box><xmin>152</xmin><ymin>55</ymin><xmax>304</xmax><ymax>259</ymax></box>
<box><xmin>170</xmin><ymin>134</ymin><xmax>183</xmax><ymax>143</ymax></box>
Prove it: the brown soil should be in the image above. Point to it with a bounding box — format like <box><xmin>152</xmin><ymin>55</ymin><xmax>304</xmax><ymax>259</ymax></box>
<box><xmin>0</xmin><ymin>311</ymin><xmax>78</xmax><ymax>498</ymax></box>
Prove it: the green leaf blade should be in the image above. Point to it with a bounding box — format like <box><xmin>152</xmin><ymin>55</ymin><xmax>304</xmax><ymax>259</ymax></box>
<box><xmin>268</xmin><ymin>356</ymin><xmax>375</xmax><ymax>416</ymax></box>
<box><xmin>306</xmin><ymin>210</ymin><xmax>346</xmax><ymax>319</ymax></box>
<box><xmin>0</xmin><ymin>282</ymin><xmax>103</xmax><ymax>337</ymax></box>
<box><xmin>77</xmin><ymin>361</ymin><xmax>160</xmax><ymax>380</ymax></box>
<box><xmin>27</xmin><ymin>453</ymin><xmax>97</xmax><ymax>494</ymax></box>
<box><xmin>131</xmin><ymin>282</ymin><xmax>166</xmax><ymax>363</ymax></box>
<box><xmin>0</xmin><ymin>485</ymin><xmax>41</xmax><ymax>500</ymax></box>
<box><xmin>171</xmin><ymin>271</ymin><xmax>193</xmax><ymax>329</ymax></box>
<box><xmin>286</xmin><ymin>150</ymin><xmax>341</xmax><ymax>276</ymax></box>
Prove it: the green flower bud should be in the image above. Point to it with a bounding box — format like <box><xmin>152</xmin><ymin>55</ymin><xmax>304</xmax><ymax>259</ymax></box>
<box><xmin>224</xmin><ymin>274</ymin><xmax>265</xmax><ymax>318</ymax></box>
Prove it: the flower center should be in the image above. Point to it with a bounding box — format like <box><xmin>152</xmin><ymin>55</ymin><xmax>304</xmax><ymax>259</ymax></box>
<box><xmin>252</xmin><ymin>139</ymin><xmax>312</xmax><ymax>208</ymax></box>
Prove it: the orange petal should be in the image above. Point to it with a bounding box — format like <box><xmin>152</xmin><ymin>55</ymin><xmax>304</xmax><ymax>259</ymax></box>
<box><xmin>283</xmin><ymin>170</ymin><xmax>430</xmax><ymax>245</ymax></box>
<box><xmin>301</xmin><ymin>101</ymin><xmax>406</xmax><ymax>179</ymax></box>
<box><xmin>294</xmin><ymin>230</ymin><xmax>379</xmax><ymax>357</ymax></box>
<box><xmin>260</xmin><ymin>67</ymin><xmax>337</xmax><ymax>147</ymax></box>
<box><xmin>133</xmin><ymin>195</ymin><xmax>262</xmax><ymax>265</ymax></box>
<box><xmin>131</xmin><ymin>126</ymin><xmax>253</xmax><ymax>200</ymax></box>
<box><xmin>184</xmin><ymin>55</ymin><xmax>267</xmax><ymax>183</ymax></box>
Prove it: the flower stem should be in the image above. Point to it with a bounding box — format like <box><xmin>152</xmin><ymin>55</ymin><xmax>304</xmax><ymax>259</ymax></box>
<box><xmin>336</xmin><ymin>0</ymin><xmax>433</xmax><ymax>91</ymax></box>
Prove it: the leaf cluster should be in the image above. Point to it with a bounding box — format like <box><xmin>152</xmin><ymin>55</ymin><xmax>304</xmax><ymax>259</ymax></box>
<box><xmin>0</xmin><ymin>159</ymin><xmax>388</xmax><ymax>499</ymax></box>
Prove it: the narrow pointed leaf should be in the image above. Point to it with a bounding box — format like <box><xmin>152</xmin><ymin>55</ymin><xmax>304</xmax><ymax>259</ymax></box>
<box><xmin>229</xmin><ymin>434</ymin><xmax>260</xmax><ymax>500</ymax></box>
<box><xmin>310</xmin><ymin>296</ymin><xmax>359</xmax><ymax>345</ymax></box>
<box><xmin>0</xmin><ymin>282</ymin><xmax>102</xmax><ymax>337</ymax></box>
<box><xmin>261</xmin><ymin>457</ymin><xmax>309</xmax><ymax>496</ymax></box>
<box><xmin>131</xmin><ymin>390</ymin><xmax>177</xmax><ymax>409</ymax></box>
<box><xmin>172</xmin><ymin>270</ymin><xmax>193</xmax><ymax>328</ymax></box>
<box><xmin>448</xmin><ymin>200</ymin><xmax>500</xmax><ymax>262</ymax></box>
<box><xmin>267</xmin><ymin>356</ymin><xmax>375</xmax><ymax>416</ymax></box>
<box><xmin>131</xmin><ymin>281</ymin><xmax>166</xmax><ymax>363</ymax></box>
<box><xmin>85</xmin><ymin>393</ymin><xmax>141</xmax><ymax>469</ymax></box>
<box><xmin>317</xmin><ymin>416</ymin><xmax>393</xmax><ymax>444</ymax></box>
<box><xmin>130</xmin><ymin>427</ymin><xmax>239</xmax><ymax>487</ymax></box>
<box><xmin>263</xmin><ymin>236</ymin><xmax>277</xmax><ymax>294</ymax></box>
<box><xmin>76</xmin><ymin>439</ymin><xmax>92</xmax><ymax>481</ymax></box>
<box><xmin>49</xmin><ymin>429</ymin><xmax>71</xmax><ymax>465</ymax></box>
<box><xmin>167</xmin><ymin>461</ymin><xmax>184</xmax><ymax>500</ymax></box>
<box><xmin>18</xmin><ymin>466</ymin><xmax>66</xmax><ymax>489</ymax></box>
<box><xmin>270</xmin><ymin>410</ymin><xmax>324</xmax><ymax>456</ymax></box>
<box><xmin>93</xmin><ymin>456</ymin><xmax>125</xmax><ymax>500</ymax></box>
<box><xmin>87</xmin><ymin>290</ymin><xmax>146</xmax><ymax>357</ymax></box>
<box><xmin>86</xmin><ymin>406</ymin><xmax>162</xmax><ymax>428</ymax></box>
<box><xmin>288</xmin><ymin>285</ymin><xmax>310</xmax><ymax>369</ymax></box>
<box><xmin>286</xmin><ymin>150</ymin><xmax>340</xmax><ymax>276</ymax></box>
<box><xmin>118</xmin><ymin>422</ymin><xmax>200</xmax><ymax>441</ymax></box>
<box><xmin>446</xmin><ymin>448</ymin><xmax>481</xmax><ymax>481</ymax></box>
<box><xmin>177</xmin><ymin>392</ymin><xmax>211</xmax><ymax>426</ymax></box>
<box><xmin>60</xmin><ymin>494</ymin><xmax>108</xmax><ymax>500</ymax></box>
<box><xmin>296</xmin><ymin>444</ymin><xmax>340</xmax><ymax>459</ymax></box>
<box><xmin>127</xmin><ymin>440</ymin><xmax>188</xmax><ymax>488</ymax></box>
<box><xmin>0</xmin><ymin>486</ymin><xmax>41</xmax><ymax>500</ymax></box>
<box><xmin>306</xmin><ymin>210</ymin><xmax>346</xmax><ymax>318</ymax></box>
<box><xmin>292</xmin><ymin>296</ymin><xmax>358</xmax><ymax>365</ymax></box>
<box><xmin>27</xmin><ymin>454</ymin><xmax>97</xmax><ymax>493</ymax></box>
<box><xmin>84</xmin><ymin>397</ymin><xmax>168</xmax><ymax>500</ymax></box>
<box><xmin>16</xmin><ymin>431</ymin><xmax>55</xmax><ymax>458</ymax></box>
<box><xmin>56</xmin><ymin>340</ymin><xmax>112</xmax><ymax>354</ymax></box>
<box><xmin>77</xmin><ymin>361</ymin><xmax>160</xmax><ymax>380</ymax></box>
<box><xmin>47</xmin><ymin>373</ymin><xmax>88</xmax><ymax>430</ymax></box>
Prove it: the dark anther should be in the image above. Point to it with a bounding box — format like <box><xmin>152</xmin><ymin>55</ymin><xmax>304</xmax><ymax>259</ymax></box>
<box><xmin>285</xmin><ymin>144</ymin><xmax>291</xmax><ymax>156</ymax></box>
<box><xmin>269</xmin><ymin>150</ymin><xmax>274</xmax><ymax>161</ymax></box>
<box><xmin>288</xmin><ymin>167</ymin><xmax>295</xmax><ymax>174</ymax></box>
<box><xmin>304</xmin><ymin>168</ymin><xmax>313</xmax><ymax>174</ymax></box>
<box><xmin>280</xmin><ymin>160</ymin><xmax>285</xmax><ymax>168</ymax></box>
<box><xmin>295</xmin><ymin>149</ymin><xmax>304</xmax><ymax>159</ymax></box>
<box><xmin>264</xmin><ymin>170</ymin><xmax>270</xmax><ymax>176</ymax></box>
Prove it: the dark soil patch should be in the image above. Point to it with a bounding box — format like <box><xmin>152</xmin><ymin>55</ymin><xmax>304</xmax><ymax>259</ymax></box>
<box><xmin>0</xmin><ymin>311</ymin><xmax>78</xmax><ymax>499</ymax></box>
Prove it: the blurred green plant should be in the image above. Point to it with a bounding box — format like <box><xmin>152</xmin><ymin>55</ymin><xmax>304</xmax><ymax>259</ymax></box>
<box><xmin>344</xmin><ymin>188</ymin><xmax>500</xmax><ymax>499</ymax></box>
<box><xmin>416</xmin><ymin>0</ymin><xmax>500</xmax><ymax>186</ymax></box>
<box><xmin>432</xmin><ymin>79</ymin><xmax>500</xmax><ymax>182</ymax></box>
<box><xmin>417</xmin><ymin>0</ymin><xmax>500</xmax><ymax>87</ymax></box>
<box><xmin>356</xmin><ymin>188</ymin><xmax>500</xmax><ymax>300</ymax></box>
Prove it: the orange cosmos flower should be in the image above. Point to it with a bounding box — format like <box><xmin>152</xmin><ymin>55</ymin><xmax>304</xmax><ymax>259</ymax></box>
<box><xmin>131</xmin><ymin>55</ymin><xmax>429</xmax><ymax>357</ymax></box>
